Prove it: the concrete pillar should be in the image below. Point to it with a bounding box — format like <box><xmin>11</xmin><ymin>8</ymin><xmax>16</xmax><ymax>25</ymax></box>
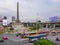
<box><xmin>46</xmin><ymin>24</ymin><xmax>48</xmax><ymax>29</ymax></box>
<box><xmin>33</xmin><ymin>24</ymin><xmax>35</xmax><ymax>27</ymax></box>
<box><xmin>27</xmin><ymin>24</ymin><xmax>28</xmax><ymax>27</ymax></box>
<box><xmin>42</xmin><ymin>24</ymin><xmax>43</xmax><ymax>29</ymax></box>
<box><xmin>53</xmin><ymin>24</ymin><xmax>55</xmax><ymax>29</ymax></box>
<box><xmin>50</xmin><ymin>26</ymin><xmax>52</xmax><ymax>29</ymax></box>
<box><xmin>39</xmin><ymin>24</ymin><xmax>41</xmax><ymax>28</ymax></box>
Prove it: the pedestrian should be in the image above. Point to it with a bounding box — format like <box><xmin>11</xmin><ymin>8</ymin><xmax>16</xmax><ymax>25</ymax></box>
<box><xmin>56</xmin><ymin>37</ymin><xmax>59</xmax><ymax>41</ymax></box>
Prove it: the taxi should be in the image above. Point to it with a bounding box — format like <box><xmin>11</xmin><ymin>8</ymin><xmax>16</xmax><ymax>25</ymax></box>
<box><xmin>51</xmin><ymin>28</ymin><xmax>56</xmax><ymax>36</ymax></box>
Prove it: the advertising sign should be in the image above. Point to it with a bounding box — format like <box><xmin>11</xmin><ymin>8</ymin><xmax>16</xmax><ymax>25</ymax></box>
<box><xmin>49</xmin><ymin>16</ymin><xmax>58</xmax><ymax>22</ymax></box>
<box><xmin>3</xmin><ymin>19</ymin><xmax>8</xmax><ymax>26</ymax></box>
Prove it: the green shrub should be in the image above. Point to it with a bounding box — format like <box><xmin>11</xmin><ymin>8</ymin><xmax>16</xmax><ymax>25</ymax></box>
<box><xmin>0</xmin><ymin>38</ymin><xmax>4</xmax><ymax>42</ymax></box>
<box><xmin>34</xmin><ymin>39</ymin><xmax>56</xmax><ymax>45</ymax></box>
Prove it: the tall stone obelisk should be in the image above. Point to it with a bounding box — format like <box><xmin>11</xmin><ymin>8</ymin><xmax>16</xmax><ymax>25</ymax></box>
<box><xmin>16</xmin><ymin>1</ymin><xmax>20</xmax><ymax>23</ymax></box>
<box><xmin>12</xmin><ymin>1</ymin><xmax>27</xmax><ymax>34</ymax></box>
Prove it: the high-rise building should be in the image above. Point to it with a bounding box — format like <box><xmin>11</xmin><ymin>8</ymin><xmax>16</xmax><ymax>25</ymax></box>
<box><xmin>12</xmin><ymin>16</ymin><xmax>15</xmax><ymax>22</ymax></box>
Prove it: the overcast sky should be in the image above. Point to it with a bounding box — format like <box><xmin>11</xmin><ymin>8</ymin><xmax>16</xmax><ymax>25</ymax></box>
<box><xmin>0</xmin><ymin>0</ymin><xmax>60</xmax><ymax>22</ymax></box>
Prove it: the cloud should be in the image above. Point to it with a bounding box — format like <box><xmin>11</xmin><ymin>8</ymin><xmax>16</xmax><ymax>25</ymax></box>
<box><xmin>51</xmin><ymin>0</ymin><xmax>60</xmax><ymax>3</ymax></box>
<box><xmin>0</xmin><ymin>0</ymin><xmax>60</xmax><ymax>22</ymax></box>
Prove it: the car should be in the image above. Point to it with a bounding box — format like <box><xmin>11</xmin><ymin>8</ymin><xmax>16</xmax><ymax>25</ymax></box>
<box><xmin>57</xmin><ymin>30</ymin><xmax>60</xmax><ymax>34</ymax></box>
<box><xmin>57</xmin><ymin>30</ymin><xmax>60</xmax><ymax>33</ymax></box>
<box><xmin>15</xmin><ymin>33</ymin><xmax>22</xmax><ymax>37</ymax></box>
<box><xmin>2</xmin><ymin>36</ymin><xmax>8</xmax><ymax>40</ymax></box>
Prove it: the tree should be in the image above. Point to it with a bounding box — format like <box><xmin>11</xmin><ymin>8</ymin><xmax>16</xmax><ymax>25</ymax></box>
<box><xmin>4</xmin><ymin>16</ymin><xmax>7</xmax><ymax>19</ymax></box>
<box><xmin>37</xmin><ymin>20</ymin><xmax>41</xmax><ymax>23</ymax></box>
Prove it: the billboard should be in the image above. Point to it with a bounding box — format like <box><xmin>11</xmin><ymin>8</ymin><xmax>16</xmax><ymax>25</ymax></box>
<box><xmin>2</xmin><ymin>19</ymin><xmax>8</xmax><ymax>26</ymax></box>
<box><xmin>49</xmin><ymin>16</ymin><xmax>59</xmax><ymax>22</ymax></box>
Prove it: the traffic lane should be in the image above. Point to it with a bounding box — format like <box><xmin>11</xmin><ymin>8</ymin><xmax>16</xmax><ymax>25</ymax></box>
<box><xmin>0</xmin><ymin>40</ymin><xmax>20</xmax><ymax>45</ymax></box>
<box><xmin>0</xmin><ymin>38</ymin><xmax>33</xmax><ymax>45</ymax></box>
<box><xmin>16</xmin><ymin>39</ymin><xmax>33</xmax><ymax>45</ymax></box>
<box><xmin>47</xmin><ymin>33</ymin><xmax>60</xmax><ymax>45</ymax></box>
<box><xmin>0</xmin><ymin>34</ymin><xmax>33</xmax><ymax>45</ymax></box>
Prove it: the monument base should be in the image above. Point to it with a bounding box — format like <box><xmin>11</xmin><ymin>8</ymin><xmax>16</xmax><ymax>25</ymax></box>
<box><xmin>12</xmin><ymin>23</ymin><xmax>27</xmax><ymax>34</ymax></box>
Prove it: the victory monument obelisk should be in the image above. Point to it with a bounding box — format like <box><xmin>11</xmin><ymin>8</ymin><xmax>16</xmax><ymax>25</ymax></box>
<box><xmin>16</xmin><ymin>1</ymin><xmax>20</xmax><ymax>24</ymax></box>
<box><xmin>12</xmin><ymin>1</ymin><xmax>27</xmax><ymax>34</ymax></box>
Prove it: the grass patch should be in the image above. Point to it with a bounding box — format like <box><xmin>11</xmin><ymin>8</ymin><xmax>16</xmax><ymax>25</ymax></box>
<box><xmin>34</xmin><ymin>39</ymin><xmax>56</xmax><ymax>45</ymax></box>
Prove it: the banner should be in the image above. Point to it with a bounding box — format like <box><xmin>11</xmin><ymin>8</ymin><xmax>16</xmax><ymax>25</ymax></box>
<box><xmin>3</xmin><ymin>19</ymin><xmax>8</xmax><ymax>26</ymax></box>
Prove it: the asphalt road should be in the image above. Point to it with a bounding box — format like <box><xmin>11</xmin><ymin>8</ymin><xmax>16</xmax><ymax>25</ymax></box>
<box><xmin>0</xmin><ymin>40</ymin><xmax>20</xmax><ymax>45</ymax></box>
<box><xmin>0</xmin><ymin>33</ymin><xmax>60</xmax><ymax>45</ymax></box>
<box><xmin>47</xmin><ymin>33</ymin><xmax>60</xmax><ymax>45</ymax></box>
<box><xmin>0</xmin><ymin>34</ymin><xmax>33</xmax><ymax>45</ymax></box>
